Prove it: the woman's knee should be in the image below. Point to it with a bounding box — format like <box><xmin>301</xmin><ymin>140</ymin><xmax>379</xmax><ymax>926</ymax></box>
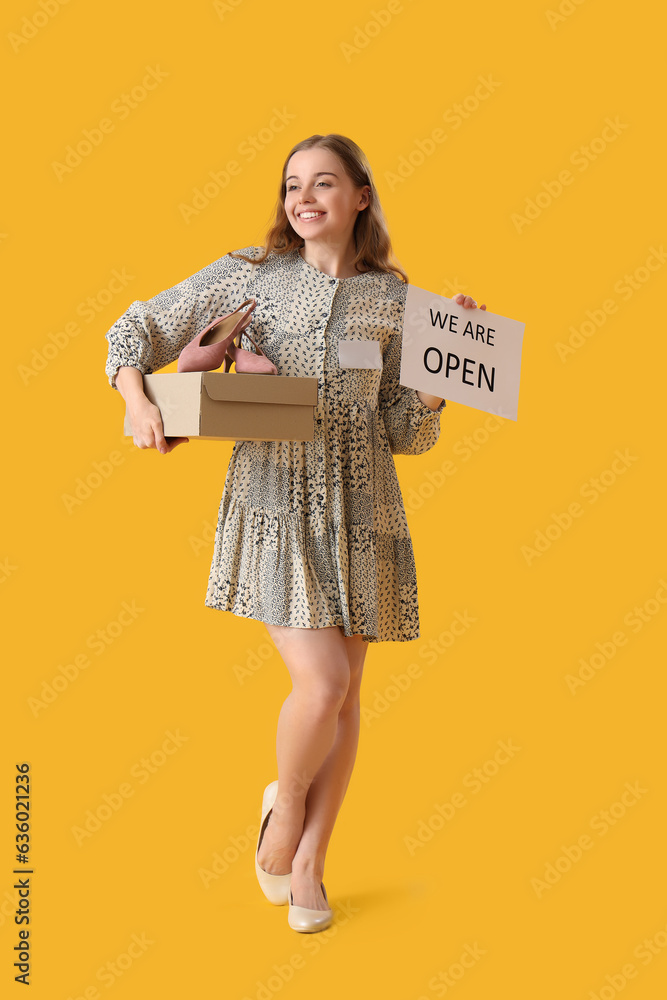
<box><xmin>298</xmin><ymin>648</ymin><xmax>364</xmax><ymax>717</ymax></box>
<box><xmin>266</xmin><ymin>624</ymin><xmax>363</xmax><ymax>716</ymax></box>
<box><xmin>296</xmin><ymin>670</ymin><xmax>350</xmax><ymax>718</ymax></box>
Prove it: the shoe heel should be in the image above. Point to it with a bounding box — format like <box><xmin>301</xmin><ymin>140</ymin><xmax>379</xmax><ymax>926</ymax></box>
<box><xmin>228</xmin><ymin>330</ymin><xmax>278</xmax><ymax>375</ymax></box>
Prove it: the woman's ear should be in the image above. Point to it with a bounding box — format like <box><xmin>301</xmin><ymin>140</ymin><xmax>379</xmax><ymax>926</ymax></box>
<box><xmin>358</xmin><ymin>185</ymin><xmax>371</xmax><ymax>210</ymax></box>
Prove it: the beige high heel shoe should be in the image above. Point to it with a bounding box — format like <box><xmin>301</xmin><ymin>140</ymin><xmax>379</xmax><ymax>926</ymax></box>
<box><xmin>255</xmin><ymin>781</ymin><xmax>292</xmax><ymax>905</ymax></box>
<box><xmin>287</xmin><ymin>881</ymin><xmax>334</xmax><ymax>933</ymax></box>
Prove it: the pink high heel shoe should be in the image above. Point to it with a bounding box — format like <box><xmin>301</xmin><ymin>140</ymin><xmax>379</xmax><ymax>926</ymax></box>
<box><xmin>177</xmin><ymin>299</ymin><xmax>256</xmax><ymax>373</ymax></box>
<box><xmin>224</xmin><ymin>330</ymin><xmax>278</xmax><ymax>375</ymax></box>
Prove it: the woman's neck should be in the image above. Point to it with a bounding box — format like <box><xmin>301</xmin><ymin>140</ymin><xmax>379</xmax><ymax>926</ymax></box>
<box><xmin>298</xmin><ymin>245</ymin><xmax>368</xmax><ymax>279</ymax></box>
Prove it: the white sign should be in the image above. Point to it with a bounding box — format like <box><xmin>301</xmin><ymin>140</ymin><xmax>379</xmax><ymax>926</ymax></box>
<box><xmin>400</xmin><ymin>284</ymin><xmax>525</xmax><ymax>421</ymax></box>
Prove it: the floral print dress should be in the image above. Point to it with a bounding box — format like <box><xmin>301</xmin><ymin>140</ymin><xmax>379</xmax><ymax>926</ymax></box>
<box><xmin>105</xmin><ymin>246</ymin><xmax>445</xmax><ymax>642</ymax></box>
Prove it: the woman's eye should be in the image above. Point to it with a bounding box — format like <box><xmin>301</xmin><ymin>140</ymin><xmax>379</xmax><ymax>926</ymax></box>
<box><xmin>286</xmin><ymin>181</ymin><xmax>330</xmax><ymax>191</ymax></box>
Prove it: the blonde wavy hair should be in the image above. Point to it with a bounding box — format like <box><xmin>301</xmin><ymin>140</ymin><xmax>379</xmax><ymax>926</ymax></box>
<box><xmin>230</xmin><ymin>133</ymin><xmax>408</xmax><ymax>283</ymax></box>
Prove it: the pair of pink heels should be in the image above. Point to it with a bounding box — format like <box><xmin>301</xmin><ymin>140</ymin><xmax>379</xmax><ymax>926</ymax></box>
<box><xmin>177</xmin><ymin>298</ymin><xmax>278</xmax><ymax>375</ymax></box>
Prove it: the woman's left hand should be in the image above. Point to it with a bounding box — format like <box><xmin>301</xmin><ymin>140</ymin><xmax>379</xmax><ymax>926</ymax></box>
<box><xmin>454</xmin><ymin>293</ymin><xmax>487</xmax><ymax>311</ymax></box>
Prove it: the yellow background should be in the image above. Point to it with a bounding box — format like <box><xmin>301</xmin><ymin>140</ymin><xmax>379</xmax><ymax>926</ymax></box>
<box><xmin>3</xmin><ymin>0</ymin><xmax>665</xmax><ymax>997</ymax></box>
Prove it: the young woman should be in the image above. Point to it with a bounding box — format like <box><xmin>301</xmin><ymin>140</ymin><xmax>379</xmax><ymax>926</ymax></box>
<box><xmin>105</xmin><ymin>133</ymin><xmax>486</xmax><ymax>933</ymax></box>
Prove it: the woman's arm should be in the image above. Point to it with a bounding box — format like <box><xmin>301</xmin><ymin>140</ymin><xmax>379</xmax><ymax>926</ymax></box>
<box><xmin>105</xmin><ymin>249</ymin><xmax>262</xmax><ymax>452</ymax></box>
<box><xmin>104</xmin><ymin>249</ymin><xmax>260</xmax><ymax>390</ymax></box>
<box><xmin>115</xmin><ymin>365</ymin><xmax>147</xmax><ymax>409</ymax></box>
<box><xmin>416</xmin><ymin>390</ymin><xmax>444</xmax><ymax>410</ymax></box>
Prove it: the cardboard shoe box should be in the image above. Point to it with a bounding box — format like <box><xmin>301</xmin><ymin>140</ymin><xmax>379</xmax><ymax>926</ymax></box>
<box><xmin>123</xmin><ymin>372</ymin><xmax>319</xmax><ymax>441</ymax></box>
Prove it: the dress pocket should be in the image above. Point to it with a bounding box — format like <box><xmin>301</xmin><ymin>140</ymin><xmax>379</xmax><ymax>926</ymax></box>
<box><xmin>338</xmin><ymin>339</ymin><xmax>382</xmax><ymax>369</ymax></box>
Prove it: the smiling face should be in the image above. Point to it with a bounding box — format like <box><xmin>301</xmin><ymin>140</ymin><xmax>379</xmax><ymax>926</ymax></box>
<box><xmin>284</xmin><ymin>147</ymin><xmax>370</xmax><ymax>250</ymax></box>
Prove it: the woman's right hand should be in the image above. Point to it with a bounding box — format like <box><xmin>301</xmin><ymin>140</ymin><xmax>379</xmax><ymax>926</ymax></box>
<box><xmin>115</xmin><ymin>366</ymin><xmax>189</xmax><ymax>454</ymax></box>
<box><xmin>128</xmin><ymin>396</ymin><xmax>189</xmax><ymax>453</ymax></box>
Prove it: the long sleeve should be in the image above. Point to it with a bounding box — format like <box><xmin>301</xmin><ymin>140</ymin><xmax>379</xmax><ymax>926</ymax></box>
<box><xmin>104</xmin><ymin>248</ymin><xmax>258</xmax><ymax>390</ymax></box>
<box><xmin>378</xmin><ymin>291</ymin><xmax>446</xmax><ymax>456</ymax></box>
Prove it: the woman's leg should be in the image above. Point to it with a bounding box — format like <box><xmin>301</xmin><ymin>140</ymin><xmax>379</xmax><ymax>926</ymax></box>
<box><xmin>256</xmin><ymin>624</ymin><xmax>369</xmax><ymax>910</ymax></box>
<box><xmin>290</xmin><ymin>632</ymin><xmax>368</xmax><ymax>909</ymax></box>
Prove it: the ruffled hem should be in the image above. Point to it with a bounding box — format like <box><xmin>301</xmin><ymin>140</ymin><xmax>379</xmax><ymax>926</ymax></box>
<box><xmin>204</xmin><ymin>500</ymin><xmax>420</xmax><ymax>643</ymax></box>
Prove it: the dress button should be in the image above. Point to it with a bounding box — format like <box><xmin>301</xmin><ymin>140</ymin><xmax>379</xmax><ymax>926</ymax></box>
<box><xmin>329</xmin><ymin>278</ymin><xmax>336</xmax><ymax>285</ymax></box>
